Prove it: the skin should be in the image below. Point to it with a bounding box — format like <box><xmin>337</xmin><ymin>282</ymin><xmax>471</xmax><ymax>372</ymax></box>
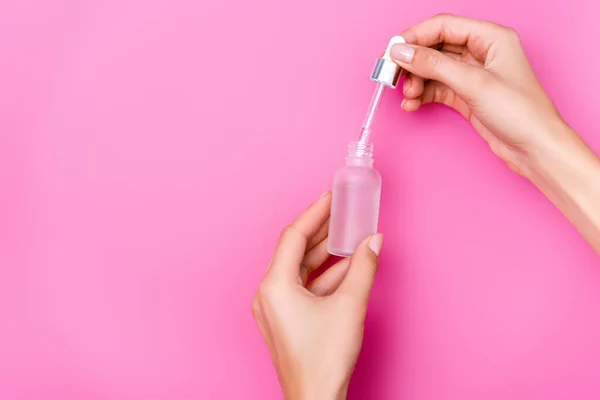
<box><xmin>253</xmin><ymin>14</ymin><xmax>600</xmax><ymax>399</ymax></box>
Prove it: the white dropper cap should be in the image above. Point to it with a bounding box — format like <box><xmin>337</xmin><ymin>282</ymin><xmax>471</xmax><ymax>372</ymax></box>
<box><xmin>369</xmin><ymin>36</ymin><xmax>406</xmax><ymax>88</ymax></box>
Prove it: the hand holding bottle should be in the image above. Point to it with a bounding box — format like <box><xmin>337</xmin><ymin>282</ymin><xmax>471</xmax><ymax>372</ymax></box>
<box><xmin>252</xmin><ymin>192</ymin><xmax>383</xmax><ymax>400</ymax></box>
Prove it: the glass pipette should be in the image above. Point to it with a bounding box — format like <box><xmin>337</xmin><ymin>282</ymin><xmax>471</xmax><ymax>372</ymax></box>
<box><xmin>355</xmin><ymin>35</ymin><xmax>406</xmax><ymax>152</ymax></box>
<box><xmin>358</xmin><ymin>82</ymin><xmax>386</xmax><ymax>145</ymax></box>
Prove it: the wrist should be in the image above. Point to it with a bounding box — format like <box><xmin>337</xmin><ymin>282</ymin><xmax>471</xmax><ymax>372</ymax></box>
<box><xmin>519</xmin><ymin>118</ymin><xmax>583</xmax><ymax>181</ymax></box>
<box><xmin>292</xmin><ymin>385</ymin><xmax>347</xmax><ymax>400</ymax></box>
<box><xmin>521</xmin><ymin>120</ymin><xmax>600</xmax><ymax>251</ymax></box>
<box><xmin>286</xmin><ymin>380</ymin><xmax>348</xmax><ymax>400</ymax></box>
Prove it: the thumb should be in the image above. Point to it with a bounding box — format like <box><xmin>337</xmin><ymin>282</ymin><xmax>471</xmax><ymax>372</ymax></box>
<box><xmin>335</xmin><ymin>234</ymin><xmax>383</xmax><ymax>304</ymax></box>
<box><xmin>390</xmin><ymin>43</ymin><xmax>482</xmax><ymax>99</ymax></box>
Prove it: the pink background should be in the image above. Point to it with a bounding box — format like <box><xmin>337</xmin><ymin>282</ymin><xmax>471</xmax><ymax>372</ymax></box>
<box><xmin>1</xmin><ymin>0</ymin><xmax>600</xmax><ymax>399</ymax></box>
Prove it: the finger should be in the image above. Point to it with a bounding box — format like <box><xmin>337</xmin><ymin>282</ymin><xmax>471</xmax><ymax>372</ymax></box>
<box><xmin>306</xmin><ymin>218</ymin><xmax>330</xmax><ymax>251</ymax></box>
<box><xmin>390</xmin><ymin>43</ymin><xmax>487</xmax><ymax>101</ymax></box>
<box><xmin>440</xmin><ymin>50</ymin><xmax>462</xmax><ymax>62</ymax></box>
<box><xmin>269</xmin><ymin>192</ymin><xmax>332</xmax><ymax>280</ymax></box>
<box><xmin>300</xmin><ymin>238</ymin><xmax>330</xmax><ymax>284</ymax></box>
<box><xmin>403</xmin><ymin>81</ymin><xmax>471</xmax><ymax>115</ymax></box>
<box><xmin>335</xmin><ymin>234</ymin><xmax>383</xmax><ymax>305</ymax></box>
<box><xmin>401</xmin><ymin>98</ymin><xmax>421</xmax><ymax>112</ymax></box>
<box><xmin>401</xmin><ymin>13</ymin><xmax>505</xmax><ymax>62</ymax></box>
<box><xmin>307</xmin><ymin>258</ymin><xmax>350</xmax><ymax>296</ymax></box>
<box><xmin>439</xmin><ymin>44</ymin><xmax>486</xmax><ymax>68</ymax></box>
<box><xmin>439</xmin><ymin>50</ymin><xmax>484</xmax><ymax>68</ymax></box>
<box><xmin>291</xmin><ymin>191</ymin><xmax>332</xmax><ymax>240</ymax></box>
<box><xmin>440</xmin><ymin>43</ymin><xmax>466</xmax><ymax>55</ymax></box>
<box><xmin>403</xmin><ymin>74</ymin><xmax>425</xmax><ymax>100</ymax></box>
<box><xmin>420</xmin><ymin>80</ymin><xmax>471</xmax><ymax>119</ymax></box>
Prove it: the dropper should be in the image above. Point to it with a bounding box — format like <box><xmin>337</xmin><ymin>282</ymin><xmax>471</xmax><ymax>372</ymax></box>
<box><xmin>357</xmin><ymin>36</ymin><xmax>406</xmax><ymax>147</ymax></box>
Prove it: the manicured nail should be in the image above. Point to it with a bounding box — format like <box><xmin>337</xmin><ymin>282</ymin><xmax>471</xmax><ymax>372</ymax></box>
<box><xmin>368</xmin><ymin>234</ymin><xmax>383</xmax><ymax>255</ymax></box>
<box><xmin>390</xmin><ymin>43</ymin><xmax>414</xmax><ymax>63</ymax></box>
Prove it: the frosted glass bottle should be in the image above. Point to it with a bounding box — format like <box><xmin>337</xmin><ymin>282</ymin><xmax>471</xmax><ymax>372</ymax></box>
<box><xmin>328</xmin><ymin>141</ymin><xmax>382</xmax><ymax>257</ymax></box>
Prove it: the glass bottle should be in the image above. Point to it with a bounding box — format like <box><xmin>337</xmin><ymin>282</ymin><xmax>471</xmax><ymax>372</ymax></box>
<box><xmin>327</xmin><ymin>141</ymin><xmax>381</xmax><ymax>257</ymax></box>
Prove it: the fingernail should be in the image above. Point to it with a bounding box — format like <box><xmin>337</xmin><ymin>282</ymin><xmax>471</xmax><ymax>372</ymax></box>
<box><xmin>390</xmin><ymin>43</ymin><xmax>414</xmax><ymax>63</ymax></box>
<box><xmin>320</xmin><ymin>191</ymin><xmax>331</xmax><ymax>199</ymax></box>
<box><xmin>368</xmin><ymin>234</ymin><xmax>383</xmax><ymax>255</ymax></box>
<box><xmin>401</xmin><ymin>99</ymin><xmax>407</xmax><ymax>110</ymax></box>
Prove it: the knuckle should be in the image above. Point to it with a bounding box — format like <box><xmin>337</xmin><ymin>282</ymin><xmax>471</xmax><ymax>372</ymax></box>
<box><xmin>506</xmin><ymin>27</ymin><xmax>519</xmax><ymax>38</ymax></box>
<box><xmin>280</xmin><ymin>225</ymin><xmax>293</xmax><ymax>238</ymax></box>
<box><xmin>433</xmin><ymin>12</ymin><xmax>455</xmax><ymax>20</ymax></box>
<box><xmin>483</xmin><ymin>20</ymin><xmax>505</xmax><ymax>31</ymax></box>
<box><xmin>419</xmin><ymin>49</ymin><xmax>442</xmax><ymax>69</ymax></box>
<box><xmin>435</xmin><ymin>85</ymin><xmax>454</xmax><ymax>105</ymax></box>
<box><xmin>364</xmin><ymin>259</ymin><xmax>378</xmax><ymax>276</ymax></box>
<box><xmin>280</xmin><ymin>225</ymin><xmax>298</xmax><ymax>240</ymax></box>
<box><xmin>257</xmin><ymin>278</ymin><xmax>285</xmax><ymax>307</ymax></box>
<box><xmin>257</xmin><ymin>280</ymin><xmax>275</xmax><ymax>303</ymax></box>
<box><xmin>251</xmin><ymin>296</ymin><xmax>261</xmax><ymax>319</ymax></box>
<box><xmin>503</xmin><ymin>26</ymin><xmax>521</xmax><ymax>42</ymax></box>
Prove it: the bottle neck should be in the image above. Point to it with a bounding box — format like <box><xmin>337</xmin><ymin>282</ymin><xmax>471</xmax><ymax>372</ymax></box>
<box><xmin>346</xmin><ymin>141</ymin><xmax>374</xmax><ymax>166</ymax></box>
<box><xmin>346</xmin><ymin>157</ymin><xmax>374</xmax><ymax>167</ymax></box>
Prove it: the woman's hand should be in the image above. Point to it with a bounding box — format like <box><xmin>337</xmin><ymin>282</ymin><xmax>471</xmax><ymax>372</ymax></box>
<box><xmin>391</xmin><ymin>14</ymin><xmax>600</xmax><ymax>253</ymax></box>
<box><xmin>252</xmin><ymin>192</ymin><xmax>383</xmax><ymax>400</ymax></box>
<box><xmin>390</xmin><ymin>14</ymin><xmax>571</xmax><ymax>177</ymax></box>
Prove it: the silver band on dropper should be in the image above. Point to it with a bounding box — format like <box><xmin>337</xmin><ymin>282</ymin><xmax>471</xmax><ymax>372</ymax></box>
<box><xmin>369</xmin><ymin>36</ymin><xmax>406</xmax><ymax>88</ymax></box>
